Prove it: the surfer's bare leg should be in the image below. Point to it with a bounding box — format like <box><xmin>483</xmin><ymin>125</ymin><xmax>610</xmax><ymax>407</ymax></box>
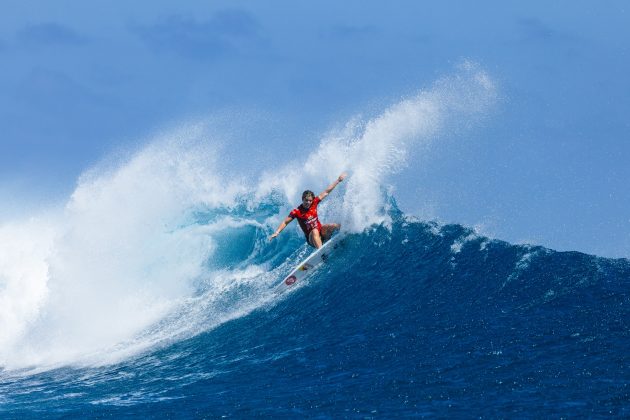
<box><xmin>321</xmin><ymin>223</ymin><xmax>340</xmax><ymax>242</ymax></box>
<box><xmin>309</xmin><ymin>229</ymin><xmax>323</xmax><ymax>249</ymax></box>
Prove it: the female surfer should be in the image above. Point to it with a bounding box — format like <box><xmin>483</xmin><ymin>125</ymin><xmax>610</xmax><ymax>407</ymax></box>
<box><xmin>269</xmin><ymin>173</ymin><xmax>347</xmax><ymax>248</ymax></box>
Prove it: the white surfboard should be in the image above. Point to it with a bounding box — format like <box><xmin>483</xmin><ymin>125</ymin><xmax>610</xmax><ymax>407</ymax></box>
<box><xmin>275</xmin><ymin>233</ymin><xmax>346</xmax><ymax>293</ymax></box>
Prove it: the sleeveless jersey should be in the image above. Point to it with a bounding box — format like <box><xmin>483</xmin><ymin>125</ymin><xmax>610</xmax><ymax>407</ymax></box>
<box><xmin>289</xmin><ymin>197</ymin><xmax>322</xmax><ymax>239</ymax></box>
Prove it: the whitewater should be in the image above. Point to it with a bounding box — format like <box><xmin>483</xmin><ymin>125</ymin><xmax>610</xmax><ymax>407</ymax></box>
<box><xmin>1</xmin><ymin>64</ymin><xmax>629</xmax><ymax>417</ymax></box>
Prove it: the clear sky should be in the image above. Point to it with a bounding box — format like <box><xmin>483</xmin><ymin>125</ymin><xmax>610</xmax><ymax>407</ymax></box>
<box><xmin>1</xmin><ymin>0</ymin><xmax>629</xmax><ymax>258</ymax></box>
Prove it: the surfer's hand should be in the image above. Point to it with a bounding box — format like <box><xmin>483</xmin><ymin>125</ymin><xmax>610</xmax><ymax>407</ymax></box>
<box><xmin>338</xmin><ymin>173</ymin><xmax>347</xmax><ymax>182</ymax></box>
<box><xmin>269</xmin><ymin>233</ymin><xmax>278</xmax><ymax>241</ymax></box>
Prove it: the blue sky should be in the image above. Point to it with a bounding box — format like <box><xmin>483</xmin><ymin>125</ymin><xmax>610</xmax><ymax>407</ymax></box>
<box><xmin>1</xmin><ymin>1</ymin><xmax>629</xmax><ymax>257</ymax></box>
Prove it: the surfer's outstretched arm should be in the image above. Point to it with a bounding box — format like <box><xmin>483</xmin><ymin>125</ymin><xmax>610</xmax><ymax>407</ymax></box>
<box><xmin>318</xmin><ymin>172</ymin><xmax>347</xmax><ymax>200</ymax></box>
<box><xmin>270</xmin><ymin>216</ymin><xmax>294</xmax><ymax>241</ymax></box>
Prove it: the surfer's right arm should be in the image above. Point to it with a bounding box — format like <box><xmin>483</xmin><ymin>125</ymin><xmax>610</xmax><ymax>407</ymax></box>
<box><xmin>269</xmin><ymin>216</ymin><xmax>294</xmax><ymax>240</ymax></box>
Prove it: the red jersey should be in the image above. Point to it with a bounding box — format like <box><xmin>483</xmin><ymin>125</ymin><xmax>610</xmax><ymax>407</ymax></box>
<box><xmin>289</xmin><ymin>197</ymin><xmax>322</xmax><ymax>239</ymax></box>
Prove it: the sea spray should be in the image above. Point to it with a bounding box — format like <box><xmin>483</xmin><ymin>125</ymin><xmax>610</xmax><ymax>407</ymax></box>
<box><xmin>0</xmin><ymin>129</ymin><xmax>246</xmax><ymax>368</ymax></box>
<box><xmin>258</xmin><ymin>61</ymin><xmax>497</xmax><ymax>232</ymax></box>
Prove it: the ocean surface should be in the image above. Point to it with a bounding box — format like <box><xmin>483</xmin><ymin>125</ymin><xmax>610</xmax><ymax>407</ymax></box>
<box><xmin>1</xmin><ymin>65</ymin><xmax>629</xmax><ymax>417</ymax></box>
<box><xmin>2</xmin><ymin>211</ymin><xmax>629</xmax><ymax>418</ymax></box>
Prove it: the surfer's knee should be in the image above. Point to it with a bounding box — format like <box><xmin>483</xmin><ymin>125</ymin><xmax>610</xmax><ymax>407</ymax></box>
<box><xmin>327</xmin><ymin>223</ymin><xmax>340</xmax><ymax>232</ymax></box>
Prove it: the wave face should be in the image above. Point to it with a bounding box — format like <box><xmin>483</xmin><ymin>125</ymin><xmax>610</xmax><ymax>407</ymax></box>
<box><xmin>1</xmin><ymin>64</ymin><xmax>628</xmax><ymax>417</ymax></box>
<box><xmin>1</xmin><ymin>216</ymin><xmax>629</xmax><ymax>417</ymax></box>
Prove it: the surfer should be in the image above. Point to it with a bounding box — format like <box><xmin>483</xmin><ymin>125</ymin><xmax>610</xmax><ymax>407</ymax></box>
<box><xmin>269</xmin><ymin>173</ymin><xmax>347</xmax><ymax>248</ymax></box>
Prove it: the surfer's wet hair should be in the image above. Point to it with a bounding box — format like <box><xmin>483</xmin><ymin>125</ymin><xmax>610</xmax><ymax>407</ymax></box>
<box><xmin>302</xmin><ymin>190</ymin><xmax>315</xmax><ymax>200</ymax></box>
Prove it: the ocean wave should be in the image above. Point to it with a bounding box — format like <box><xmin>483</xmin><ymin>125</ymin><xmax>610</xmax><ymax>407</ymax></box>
<box><xmin>0</xmin><ymin>63</ymin><xmax>498</xmax><ymax>371</ymax></box>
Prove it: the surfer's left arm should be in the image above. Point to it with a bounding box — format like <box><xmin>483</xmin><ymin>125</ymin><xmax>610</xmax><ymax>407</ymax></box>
<box><xmin>318</xmin><ymin>173</ymin><xmax>347</xmax><ymax>200</ymax></box>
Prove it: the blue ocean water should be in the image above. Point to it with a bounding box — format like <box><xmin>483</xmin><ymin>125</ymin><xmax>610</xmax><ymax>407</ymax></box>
<box><xmin>1</xmin><ymin>208</ymin><xmax>629</xmax><ymax>418</ymax></box>
<box><xmin>1</xmin><ymin>66</ymin><xmax>628</xmax><ymax>418</ymax></box>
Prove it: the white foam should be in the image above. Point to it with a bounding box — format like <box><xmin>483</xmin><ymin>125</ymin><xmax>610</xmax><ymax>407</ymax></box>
<box><xmin>0</xmin><ymin>220</ymin><xmax>54</xmax><ymax>352</ymax></box>
<box><xmin>0</xmin><ymin>126</ymin><xmax>250</xmax><ymax>369</ymax></box>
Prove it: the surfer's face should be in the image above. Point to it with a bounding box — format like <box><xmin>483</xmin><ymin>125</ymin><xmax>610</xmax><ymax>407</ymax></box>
<box><xmin>302</xmin><ymin>196</ymin><xmax>314</xmax><ymax>208</ymax></box>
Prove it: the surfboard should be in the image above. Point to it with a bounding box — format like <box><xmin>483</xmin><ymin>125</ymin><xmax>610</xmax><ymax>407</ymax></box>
<box><xmin>275</xmin><ymin>233</ymin><xmax>345</xmax><ymax>293</ymax></box>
